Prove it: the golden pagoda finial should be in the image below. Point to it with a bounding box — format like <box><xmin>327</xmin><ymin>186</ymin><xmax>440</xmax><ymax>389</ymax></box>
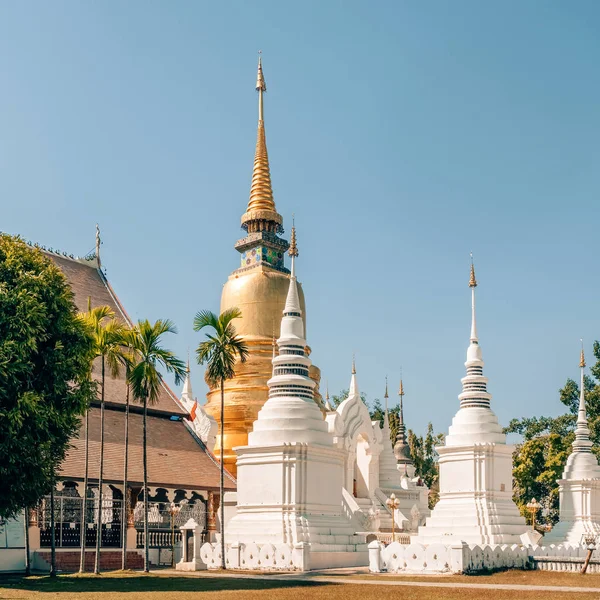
<box><xmin>352</xmin><ymin>354</ymin><xmax>356</xmax><ymax>375</ymax></box>
<box><xmin>384</xmin><ymin>375</ymin><xmax>389</xmax><ymax>399</ymax></box>
<box><xmin>288</xmin><ymin>214</ymin><xmax>298</xmax><ymax>258</ymax></box>
<box><xmin>398</xmin><ymin>379</ymin><xmax>404</xmax><ymax>397</ymax></box>
<box><xmin>325</xmin><ymin>380</ymin><xmax>330</xmax><ymax>401</ymax></box>
<box><xmin>241</xmin><ymin>53</ymin><xmax>282</xmax><ymax>233</ymax></box>
<box><xmin>186</xmin><ymin>347</ymin><xmax>190</xmax><ymax>373</ymax></box>
<box><xmin>580</xmin><ymin>339</ymin><xmax>586</xmax><ymax>368</ymax></box>
<box><xmin>469</xmin><ymin>252</ymin><xmax>477</xmax><ymax>288</ymax></box>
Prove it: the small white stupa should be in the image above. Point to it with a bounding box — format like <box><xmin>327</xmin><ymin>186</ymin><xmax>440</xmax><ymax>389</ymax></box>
<box><xmin>226</xmin><ymin>226</ymin><xmax>367</xmax><ymax>569</ymax></box>
<box><xmin>545</xmin><ymin>344</ymin><xmax>600</xmax><ymax>545</ymax></box>
<box><xmin>414</xmin><ymin>259</ymin><xmax>526</xmax><ymax>545</ymax></box>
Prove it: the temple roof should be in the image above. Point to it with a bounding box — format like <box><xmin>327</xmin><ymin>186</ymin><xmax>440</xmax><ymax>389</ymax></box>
<box><xmin>60</xmin><ymin>407</ymin><xmax>235</xmax><ymax>490</ymax></box>
<box><xmin>47</xmin><ymin>251</ymin><xmax>235</xmax><ymax>489</ymax></box>
<box><xmin>49</xmin><ymin>253</ymin><xmax>186</xmax><ymax>416</ymax></box>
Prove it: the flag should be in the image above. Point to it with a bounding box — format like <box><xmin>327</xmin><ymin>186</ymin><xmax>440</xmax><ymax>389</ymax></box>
<box><xmin>190</xmin><ymin>399</ymin><xmax>198</xmax><ymax>421</ymax></box>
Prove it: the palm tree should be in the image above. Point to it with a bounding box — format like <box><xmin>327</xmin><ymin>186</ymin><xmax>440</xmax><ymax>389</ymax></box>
<box><xmin>79</xmin><ymin>305</ymin><xmax>125</xmax><ymax>574</ymax></box>
<box><xmin>76</xmin><ymin>304</ymin><xmax>114</xmax><ymax>573</ymax></box>
<box><xmin>194</xmin><ymin>308</ymin><xmax>249</xmax><ymax>569</ymax></box>
<box><xmin>128</xmin><ymin>319</ymin><xmax>186</xmax><ymax>573</ymax></box>
<box><xmin>119</xmin><ymin>327</ymin><xmax>138</xmax><ymax>571</ymax></box>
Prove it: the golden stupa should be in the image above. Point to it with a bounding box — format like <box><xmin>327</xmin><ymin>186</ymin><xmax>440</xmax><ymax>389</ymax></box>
<box><xmin>203</xmin><ymin>56</ymin><xmax>321</xmax><ymax>476</ymax></box>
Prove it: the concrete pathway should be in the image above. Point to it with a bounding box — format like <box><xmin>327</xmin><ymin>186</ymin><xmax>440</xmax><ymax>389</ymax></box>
<box><xmin>161</xmin><ymin>568</ymin><xmax>600</xmax><ymax>594</ymax></box>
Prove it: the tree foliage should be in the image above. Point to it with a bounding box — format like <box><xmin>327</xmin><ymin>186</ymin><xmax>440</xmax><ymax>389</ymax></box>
<box><xmin>506</xmin><ymin>340</ymin><xmax>600</xmax><ymax>525</ymax></box>
<box><xmin>0</xmin><ymin>235</ymin><xmax>94</xmax><ymax>518</ymax></box>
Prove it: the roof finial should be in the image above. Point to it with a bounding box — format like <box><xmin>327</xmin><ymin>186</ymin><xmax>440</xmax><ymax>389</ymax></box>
<box><xmin>288</xmin><ymin>214</ymin><xmax>298</xmax><ymax>257</ymax></box>
<box><xmin>288</xmin><ymin>215</ymin><xmax>298</xmax><ymax>277</ymax></box>
<box><xmin>95</xmin><ymin>224</ymin><xmax>101</xmax><ymax>268</ymax></box>
<box><xmin>384</xmin><ymin>375</ymin><xmax>389</xmax><ymax>413</ymax></box>
<box><xmin>187</xmin><ymin>347</ymin><xmax>190</xmax><ymax>373</ymax></box>
<box><xmin>469</xmin><ymin>252</ymin><xmax>477</xmax><ymax>288</ymax></box>
<box><xmin>325</xmin><ymin>380</ymin><xmax>330</xmax><ymax>401</ymax></box>
<box><xmin>352</xmin><ymin>353</ymin><xmax>356</xmax><ymax>375</ymax></box>
<box><xmin>580</xmin><ymin>338</ymin><xmax>586</xmax><ymax>368</ymax></box>
<box><xmin>469</xmin><ymin>254</ymin><xmax>478</xmax><ymax>343</ymax></box>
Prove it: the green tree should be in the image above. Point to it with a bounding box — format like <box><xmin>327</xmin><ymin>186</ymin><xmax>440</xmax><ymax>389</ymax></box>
<box><xmin>506</xmin><ymin>340</ymin><xmax>600</xmax><ymax>525</ymax></box>
<box><xmin>0</xmin><ymin>235</ymin><xmax>94</xmax><ymax>519</ymax></box>
<box><xmin>408</xmin><ymin>424</ymin><xmax>445</xmax><ymax>508</ymax></box>
<box><xmin>331</xmin><ymin>388</ymin><xmax>369</xmax><ymax>408</ymax></box>
<box><xmin>194</xmin><ymin>308</ymin><xmax>249</xmax><ymax>570</ymax></box>
<box><xmin>128</xmin><ymin>319</ymin><xmax>186</xmax><ymax>573</ymax></box>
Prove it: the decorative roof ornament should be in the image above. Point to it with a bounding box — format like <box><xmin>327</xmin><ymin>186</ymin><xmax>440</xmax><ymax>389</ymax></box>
<box><xmin>394</xmin><ymin>374</ymin><xmax>412</xmax><ymax>465</ymax></box>
<box><xmin>95</xmin><ymin>224</ymin><xmax>101</xmax><ymax>268</ymax></box>
<box><xmin>384</xmin><ymin>375</ymin><xmax>389</xmax><ymax>413</ymax></box>
<box><xmin>580</xmin><ymin>341</ymin><xmax>586</xmax><ymax>368</ymax></box>
<box><xmin>469</xmin><ymin>252</ymin><xmax>477</xmax><ymax>288</ymax></box>
<box><xmin>352</xmin><ymin>354</ymin><xmax>356</xmax><ymax>375</ymax></box>
<box><xmin>288</xmin><ymin>215</ymin><xmax>298</xmax><ymax>258</ymax></box>
<box><xmin>324</xmin><ymin>380</ymin><xmax>333</xmax><ymax>412</ymax></box>
<box><xmin>241</xmin><ymin>53</ymin><xmax>283</xmax><ymax>233</ymax></box>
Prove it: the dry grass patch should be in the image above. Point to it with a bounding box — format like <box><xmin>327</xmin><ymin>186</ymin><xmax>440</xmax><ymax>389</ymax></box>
<box><xmin>0</xmin><ymin>572</ymin><xmax>598</xmax><ymax>600</ymax></box>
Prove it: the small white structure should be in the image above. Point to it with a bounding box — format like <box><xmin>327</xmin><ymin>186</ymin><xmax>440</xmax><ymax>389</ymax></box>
<box><xmin>324</xmin><ymin>372</ymin><xmax>429</xmax><ymax>536</ymax></box>
<box><xmin>545</xmin><ymin>347</ymin><xmax>600</xmax><ymax>545</ymax></box>
<box><xmin>414</xmin><ymin>262</ymin><xmax>526</xmax><ymax>545</ymax></box>
<box><xmin>180</xmin><ymin>365</ymin><xmax>218</xmax><ymax>450</ymax></box>
<box><xmin>225</xmin><ymin>234</ymin><xmax>367</xmax><ymax>570</ymax></box>
<box><xmin>176</xmin><ymin>518</ymin><xmax>206</xmax><ymax>571</ymax></box>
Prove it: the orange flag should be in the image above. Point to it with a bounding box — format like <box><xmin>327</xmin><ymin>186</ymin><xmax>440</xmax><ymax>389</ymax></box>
<box><xmin>190</xmin><ymin>399</ymin><xmax>198</xmax><ymax>421</ymax></box>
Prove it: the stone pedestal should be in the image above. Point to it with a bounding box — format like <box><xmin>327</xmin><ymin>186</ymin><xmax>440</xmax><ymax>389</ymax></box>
<box><xmin>414</xmin><ymin>441</ymin><xmax>525</xmax><ymax>545</ymax></box>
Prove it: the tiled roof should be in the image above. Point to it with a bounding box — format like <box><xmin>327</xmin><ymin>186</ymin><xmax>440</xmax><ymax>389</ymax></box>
<box><xmin>46</xmin><ymin>252</ymin><xmax>235</xmax><ymax>490</ymax></box>
<box><xmin>60</xmin><ymin>407</ymin><xmax>235</xmax><ymax>491</ymax></box>
<box><xmin>49</xmin><ymin>254</ymin><xmax>186</xmax><ymax>416</ymax></box>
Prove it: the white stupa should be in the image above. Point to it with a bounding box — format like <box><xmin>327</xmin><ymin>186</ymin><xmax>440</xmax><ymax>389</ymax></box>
<box><xmin>545</xmin><ymin>345</ymin><xmax>600</xmax><ymax>545</ymax></box>
<box><xmin>414</xmin><ymin>260</ymin><xmax>526</xmax><ymax>545</ymax></box>
<box><xmin>226</xmin><ymin>227</ymin><xmax>367</xmax><ymax>568</ymax></box>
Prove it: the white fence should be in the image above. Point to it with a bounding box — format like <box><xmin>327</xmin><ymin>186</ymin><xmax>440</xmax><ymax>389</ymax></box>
<box><xmin>369</xmin><ymin>540</ymin><xmax>600</xmax><ymax>574</ymax></box>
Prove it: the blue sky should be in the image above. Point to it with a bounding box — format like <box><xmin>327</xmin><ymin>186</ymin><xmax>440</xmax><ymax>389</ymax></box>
<box><xmin>1</xmin><ymin>1</ymin><xmax>599</xmax><ymax>437</ymax></box>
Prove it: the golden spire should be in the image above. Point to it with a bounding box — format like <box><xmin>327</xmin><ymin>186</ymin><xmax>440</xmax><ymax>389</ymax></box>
<box><xmin>469</xmin><ymin>252</ymin><xmax>477</xmax><ymax>288</ymax></box>
<box><xmin>580</xmin><ymin>339</ymin><xmax>586</xmax><ymax>368</ymax></box>
<box><xmin>352</xmin><ymin>354</ymin><xmax>356</xmax><ymax>375</ymax></box>
<box><xmin>384</xmin><ymin>376</ymin><xmax>389</xmax><ymax>399</ymax></box>
<box><xmin>398</xmin><ymin>379</ymin><xmax>404</xmax><ymax>397</ymax></box>
<box><xmin>288</xmin><ymin>216</ymin><xmax>298</xmax><ymax>258</ymax></box>
<box><xmin>241</xmin><ymin>53</ymin><xmax>282</xmax><ymax>233</ymax></box>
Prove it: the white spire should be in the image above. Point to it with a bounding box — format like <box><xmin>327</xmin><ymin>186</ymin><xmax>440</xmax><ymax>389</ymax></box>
<box><xmin>349</xmin><ymin>354</ymin><xmax>358</xmax><ymax>398</ymax></box>
<box><xmin>180</xmin><ymin>359</ymin><xmax>194</xmax><ymax>411</ymax></box>
<box><xmin>573</xmin><ymin>342</ymin><xmax>593</xmax><ymax>454</ymax></box>
<box><xmin>250</xmin><ymin>235</ymin><xmax>331</xmax><ymax>447</ymax></box>
<box><xmin>458</xmin><ymin>257</ymin><xmax>492</xmax><ymax>409</ymax></box>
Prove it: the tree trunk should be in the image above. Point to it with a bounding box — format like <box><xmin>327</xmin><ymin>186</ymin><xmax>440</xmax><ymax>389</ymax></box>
<box><xmin>220</xmin><ymin>377</ymin><xmax>226</xmax><ymax>570</ymax></box>
<box><xmin>122</xmin><ymin>382</ymin><xmax>130</xmax><ymax>571</ymax></box>
<box><xmin>50</xmin><ymin>477</ymin><xmax>56</xmax><ymax>578</ymax></box>
<box><xmin>79</xmin><ymin>407</ymin><xmax>89</xmax><ymax>573</ymax></box>
<box><xmin>94</xmin><ymin>356</ymin><xmax>105</xmax><ymax>574</ymax></box>
<box><xmin>24</xmin><ymin>508</ymin><xmax>30</xmax><ymax>576</ymax></box>
<box><xmin>143</xmin><ymin>394</ymin><xmax>149</xmax><ymax>573</ymax></box>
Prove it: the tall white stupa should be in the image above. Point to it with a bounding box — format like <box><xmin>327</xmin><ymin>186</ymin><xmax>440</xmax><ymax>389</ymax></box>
<box><xmin>545</xmin><ymin>345</ymin><xmax>600</xmax><ymax>545</ymax></box>
<box><xmin>226</xmin><ymin>227</ymin><xmax>367</xmax><ymax>568</ymax></box>
<box><xmin>414</xmin><ymin>259</ymin><xmax>526</xmax><ymax>545</ymax></box>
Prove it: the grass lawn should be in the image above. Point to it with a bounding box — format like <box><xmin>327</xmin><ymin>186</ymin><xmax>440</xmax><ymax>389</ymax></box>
<box><xmin>1</xmin><ymin>571</ymin><xmax>600</xmax><ymax>600</ymax></box>
<box><xmin>340</xmin><ymin>569</ymin><xmax>600</xmax><ymax>588</ymax></box>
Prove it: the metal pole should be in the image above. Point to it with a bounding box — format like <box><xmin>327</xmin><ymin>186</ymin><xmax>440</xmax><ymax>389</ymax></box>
<box><xmin>391</xmin><ymin>508</ymin><xmax>395</xmax><ymax>543</ymax></box>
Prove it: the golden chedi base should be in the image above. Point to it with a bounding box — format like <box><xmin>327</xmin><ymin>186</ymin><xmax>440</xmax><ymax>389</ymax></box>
<box><xmin>203</xmin><ymin>266</ymin><xmax>321</xmax><ymax>477</ymax></box>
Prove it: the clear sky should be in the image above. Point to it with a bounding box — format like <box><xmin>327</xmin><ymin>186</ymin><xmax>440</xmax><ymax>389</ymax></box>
<box><xmin>1</xmin><ymin>1</ymin><xmax>599</xmax><ymax>438</ymax></box>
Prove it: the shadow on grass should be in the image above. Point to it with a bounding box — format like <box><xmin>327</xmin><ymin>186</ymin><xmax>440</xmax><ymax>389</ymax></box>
<box><xmin>0</xmin><ymin>573</ymin><xmax>335</xmax><ymax>594</ymax></box>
